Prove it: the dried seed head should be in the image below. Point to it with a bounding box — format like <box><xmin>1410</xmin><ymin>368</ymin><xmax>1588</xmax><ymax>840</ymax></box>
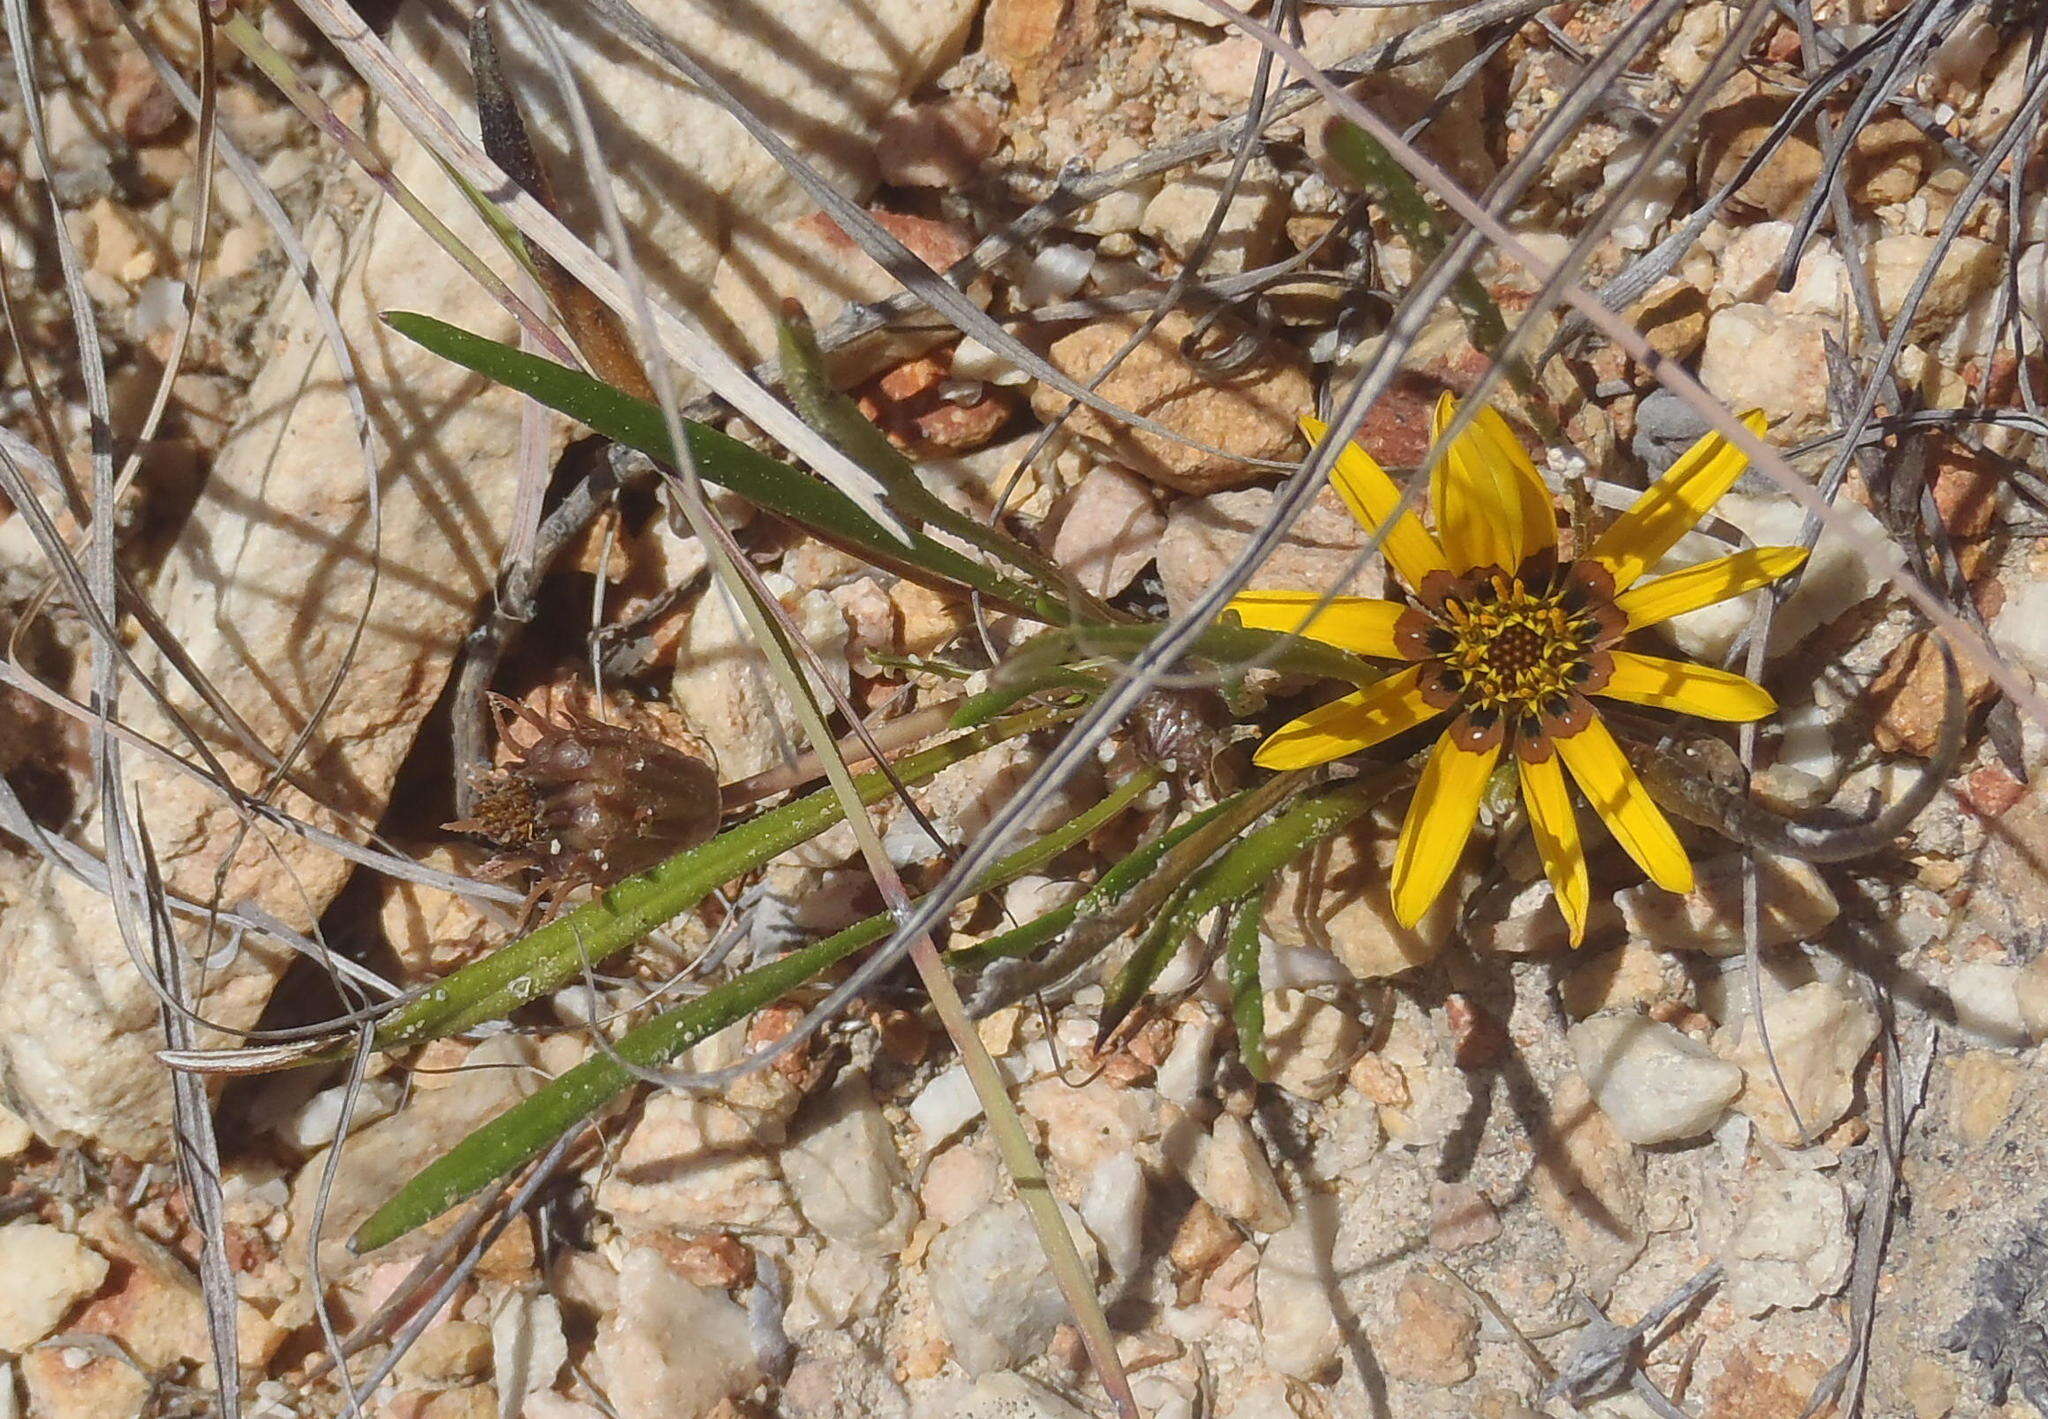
<box><xmin>1130</xmin><ymin>688</ymin><xmax>1230</xmax><ymax>792</ymax></box>
<box><xmin>453</xmin><ymin>694</ymin><xmax>722</xmax><ymax>893</ymax></box>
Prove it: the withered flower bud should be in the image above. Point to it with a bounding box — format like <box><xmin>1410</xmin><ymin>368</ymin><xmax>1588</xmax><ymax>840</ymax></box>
<box><xmin>453</xmin><ymin>696</ymin><xmax>722</xmax><ymax>894</ymax></box>
<box><xmin>1130</xmin><ymin>688</ymin><xmax>1231</xmax><ymax>796</ymax></box>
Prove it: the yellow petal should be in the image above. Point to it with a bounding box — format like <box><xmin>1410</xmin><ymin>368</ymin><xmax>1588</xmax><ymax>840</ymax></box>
<box><xmin>1226</xmin><ymin>591</ymin><xmax>1407</xmax><ymax>659</ymax></box>
<box><xmin>1300</xmin><ymin>416</ymin><xmax>1448</xmax><ymax>590</ymax></box>
<box><xmin>1518</xmin><ymin>753</ymin><xmax>1588</xmax><ymax>947</ymax></box>
<box><xmin>1430</xmin><ymin>393</ymin><xmax>1555</xmax><ymax>575</ymax></box>
<box><xmin>1555</xmin><ymin>714</ymin><xmax>1693</xmax><ymax>895</ymax></box>
<box><xmin>1614</xmin><ymin>546</ymin><xmax>1809</xmax><ymax>631</ymax></box>
<box><xmin>1253</xmin><ymin>666</ymin><xmax>1441</xmax><ymax>770</ymax></box>
<box><xmin>1586</xmin><ymin>410</ymin><xmax>1769</xmax><ymax>590</ymax></box>
<box><xmin>1596</xmin><ymin>650</ymin><xmax>1778</xmax><ymax>722</ymax></box>
<box><xmin>1390</xmin><ymin>731</ymin><xmax>1499</xmax><ymax>927</ymax></box>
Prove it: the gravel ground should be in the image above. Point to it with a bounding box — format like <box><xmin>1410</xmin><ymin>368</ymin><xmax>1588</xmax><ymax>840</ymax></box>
<box><xmin>0</xmin><ymin>0</ymin><xmax>2043</xmax><ymax>1416</ymax></box>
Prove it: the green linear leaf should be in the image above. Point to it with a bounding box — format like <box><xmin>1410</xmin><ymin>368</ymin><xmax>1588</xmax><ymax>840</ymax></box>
<box><xmin>383</xmin><ymin>311</ymin><xmax>1054</xmax><ymax>616</ymax></box>
<box><xmin>353</xmin><ymin>765</ymin><xmax>1161</xmax><ymax>1252</ymax></box>
<box><xmin>362</xmin><ymin>706</ymin><xmax>1070</xmax><ymax>1054</ymax></box>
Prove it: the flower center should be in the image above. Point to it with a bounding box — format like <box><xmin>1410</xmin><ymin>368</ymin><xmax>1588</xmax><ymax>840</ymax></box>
<box><xmin>1438</xmin><ymin>576</ymin><xmax>1590</xmax><ymax>714</ymax></box>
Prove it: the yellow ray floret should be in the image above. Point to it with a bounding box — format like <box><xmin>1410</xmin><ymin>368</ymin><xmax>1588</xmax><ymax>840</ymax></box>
<box><xmin>1391</xmin><ymin>732</ymin><xmax>1500</xmax><ymax>928</ymax></box>
<box><xmin>1554</xmin><ymin>715</ymin><xmax>1694</xmax><ymax>896</ymax></box>
<box><xmin>1614</xmin><ymin>546</ymin><xmax>1808</xmax><ymax>631</ymax></box>
<box><xmin>1586</xmin><ymin>412</ymin><xmax>1770</xmax><ymax>590</ymax></box>
<box><xmin>1254</xmin><ymin>666</ymin><xmax>1438</xmax><ymax>770</ymax></box>
<box><xmin>1598</xmin><ymin>651</ymin><xmax>1778</xmax><ymax>722</ymax></box>
<box><xmin>1430</xmin><ymin>393</ymin><xmax>1555</xmax><ymax>575</ymax></box>
<box><xmin>1226</xmin><ymin>590</ymin><xmax>1407</xmax><ymax>659</ymax></box>
<box><xmin>1519</xmin><ymin>752</ymin><xmax>1589</xmax><ymax>946</ymax></box>
<box><xmin>1299</xmin><ymin>416</ymin><xmax>1448</xmax><ymax>589</ymax></box>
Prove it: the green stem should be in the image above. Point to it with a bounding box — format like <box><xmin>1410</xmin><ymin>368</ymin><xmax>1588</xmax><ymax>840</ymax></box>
<box><xmin>352</xmin><ymin>766</ymin><xmax>1162</xmax><ymax>1253</ymax></box>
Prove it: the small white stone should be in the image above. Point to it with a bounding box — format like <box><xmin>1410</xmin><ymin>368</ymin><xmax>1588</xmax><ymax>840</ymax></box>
<box><xmin>1003</xmin><ymin>874</ymin><xmax>1083</xmax><ymax>925</ymax></box>
<box><xmin>1079</xmin><ymin>1153</ymin><xmax>1148</xmax><ymax>1277</ymax></box>
<box><xmin>1716</xmin><ymin>979</ymin><xmax>1880</xmax><ymax>1145</ymax></box>
<box><xmin>1723</xmin><ymin>1169</ymin><xmax>1852</xmax><ymax>1315</ymax></box>
<box><xmin>1231</xmin><ymin>1377</ymin><xmax>1316</xmax><ymax>1419</ymax></box>
<box><xmin>1600</xmin><ymin>136</ymin><xmax>1687</xmax><ymax>251</ymax></box>
<box><xmin>0</xmin><ymin>1103</ymin><xmax>34</xmax><ymax>1159</ymax></box>
<box><xmin>925</xmin><ymin>1200</ymin><xmax>1096</xmax><ymax>1375</ymax></box>
<box><xmin>1997</xmin><ymin>577</ymin><xmax>2048</xmax><ymax>685</ymax></box>
<box><xmin>1257</xmin><ymin>1200</ymin><xmax>1343</xmax><ymax>1379</ymax></box>
<box><xmin>788</xmin><ymin>1240</ymin><xmax>893</xmax><ymax>1334</ymax></box>
<box><xmin>1712</xmin><ymin>221</ymin><xmax>1796</xmax><ymax>306</ymax></box>
<box><xmin>1262</xmin><ymin>991</ymin><xmax>1365</xmax><ymax>1101</ymax></box>
<box><xmin>949</xmin><ymin>336</ymin><xmax>1029</xmax><ymax>387</ymax></box>
<box><xmin>1699</xmin><ymin>303</ymin><xmax>1833</xmax><ymax>439</ymax></box>
<box><xmin>0</xmin><ymin>1224</ymin><xmax>108</xmax><ymax>1351</ymax></box>
<box><xmin>1072</xmin><ymin>140</ymin><xmax>1161</xmax><ymax>238</ymax></box>
<box><xmin>2017</xmin><ymin>960</ymin><xmax>2048</xmax><ymax>1043</ymax></box>
<box><xmin>1154</xmin><ymin>1012</ymin><xmax>1220</xmax><ymax>1109</ymax></box>
<box><xmin>1306</xmin><ymin>1091</ymin><xmax>1384</xmax><ymax>1179</ymax></box>
<box><xmin>1016</xmin><ymin>244</ymin><xmax>1095</xmax><ymax>305</ymax></box>
<box><xmin>1186</xmin><ymin>1113</ymin><xmax>1290</xmax><ymax>1233</ymax></box>
<box><xmin>1050</xmin><ymin>464</ymin><xmax>1165</xmax><ymax>600</ymax></box>
<box><xmin>596</xmin><ymin>1249</ymin><xmax>762</xmax><ymax>1419</ymax></box>
<box><xmin>1569</xmin><ymin>1014</ymin><xmax>1743</xmax><ymax>1145</ymax></box>
<box><xmin>920</xmin><ymin>1142</ymin><xmax>997</xmax><ymax>1227</ymax></box>
<box><xmin>908</xmin><ymin>1064</ymin><xmax>982</xmax><ymax>1151</ymax></box>
<box><xmin>1617</xmin><ymin>852</ymin><xmax>1839</xmax><ymax>957</ymax></box>
<box><xmin>1138</xmin><ymin>163</ymin><xmax>1286</xmax><ymax>275</ymax></box>
<box><xmin>1020</xmin><ymin>1074</ymin><xmax>1159</xmax><ymax>1176</ymax></box>
<box><xmin>597</xmin><ymin>1045</ymin><xmax>801</xmax><ymax>1236</ymax></box>
<box><xmin>491</xmin><ymin>1289</ymin><xmax>568</xmax><ymax>1401</ymax></box>
<box><xmin>1947</xmin><ymin>962</ymin><xmax>2033</xmax><ymax>1049</ymax></box>
<box><xmin>781</xmin><ymin>1071</ymin><xmax>916</xmax><ymax>1252</ymax></box>
<box><xmin>276</xmin><ymin>1077</ymin><xmax>402</xmax><ymax>1152</ymax></box>
<box><xmin>1129</xmin><ymin>0</ymin><xmax>1235</xmax><ymax>24</ymax></box>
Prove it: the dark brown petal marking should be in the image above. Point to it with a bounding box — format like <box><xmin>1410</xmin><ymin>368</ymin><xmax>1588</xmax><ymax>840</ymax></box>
<box><xmin>1416</xmin><ymin>568</ymin><xmax>1475</xmax><ymax>614</ymax></box>
<box><xmin>1576</xmin><ymin>650</ymin><xmax>1614</xmax><ymax>695</ymax></box>
<box><xmin>1450</xmin><ymin>706</ymin><xmax>1505</xmax><ymax>753</ymax></box>
<box><xmin>1587</xmin><ymin>600</ymin><xmax>1630</xmax><ymax>649</ymax></box>
<box><xmin>1562</xmin><ymin>557</ymin><xmax>1618</xmax><ymax>603</ymax></box>
<box><xmin>1395</xmin><ymin>607</ymin><xmax>1443</xmax><ymax>662</ymax></box>
<box><xmin>1514</xmin><ymin>717</ymin><xmax>1555</xmax><ymax>763</ymax></box>
<box><xmin>1516</xmin><ymin>547</ymin><xmax>1560</xmax><ymax>588</ymax></box>
<box><xmin>1416</xmin><ymin>661</ymin><xmax>1466</xmax><ymax>710</ymax></box>
<box><xmin>1545</xmin><ymin>693</ymin><xmax>1598</xmax><ymax>742</ymax></box>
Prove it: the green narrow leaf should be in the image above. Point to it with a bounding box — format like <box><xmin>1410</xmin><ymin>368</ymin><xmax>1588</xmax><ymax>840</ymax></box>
<box><xmin>353</xmin><ymin>766</ymin><xmax>1163</xmax><ymax>1252</ymax></box>
<box><xmin>1097</xmin><ymin>771</ymin><xmax>1405</xmax><ymax>1042</ymax></box>
<box><xmin>362</xmin><ymin>707</ymin><xmax>1070</xmax><ymax>1054</ymax></box>
<box><xmin>945</xmin><ymin>793</ymin><xmax>1244</xmax><ymax>971</ymax></box>
<box><xmin>382</xmin><ymin>312</ymin><xmax>1051</xmax><ymax>615</ymax></box>
<box><xmin>1226</xmin><ymin>896</ymin><xmax>1268</xmax><ymax>1082</ymax></box>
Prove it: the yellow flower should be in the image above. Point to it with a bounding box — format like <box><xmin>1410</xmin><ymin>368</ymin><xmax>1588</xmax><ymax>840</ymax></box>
<box><xmin>1229</xmin><ymin>396</ymin><xmax>1807</xmax><ymax>946</ymax></box>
